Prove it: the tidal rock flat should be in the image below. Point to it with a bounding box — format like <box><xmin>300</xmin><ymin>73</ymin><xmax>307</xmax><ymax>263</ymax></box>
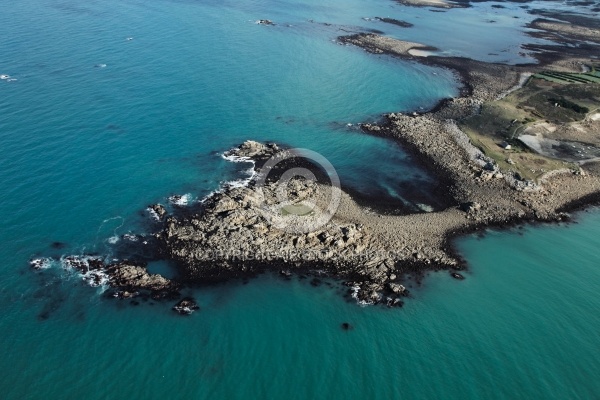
<box><xmin>339</xmin><ymin>33</ymin><xmax>435</xmax><ymax>57</ymax></box>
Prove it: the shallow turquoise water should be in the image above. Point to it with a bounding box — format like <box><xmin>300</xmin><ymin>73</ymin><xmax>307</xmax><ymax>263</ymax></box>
<box><xmin>1</xmin><ymin>0</ymin><xmax>599</xmax><ymax>398</ymax></box>
<box><xmin>3</xmin><ymin>213</ymin><xmax>600</xmax><ymax>399</ymax></box>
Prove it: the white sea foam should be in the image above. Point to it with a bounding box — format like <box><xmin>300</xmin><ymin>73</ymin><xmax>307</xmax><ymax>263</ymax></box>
<box><xmin>222</xmin><ymin>168</ymin><xmax>256</xmax><ymax>189</ymax></box>
<box><xmin>123</xmin><ymin>233</ymin><xmax>139</xmax><ymax>242</ymax></box>
<box><xmin>221</xmin><ymin>151</ymin><xmax>257</xmax><ymax>187</ymax></box>
<box><xmin>195</xmin><ymin>146</ymin><xmax>260</xmax><ymax>204</ymax></box>
<box><xmin>107</xmin><ymin>235</ymin><xmax>119</xmax><ymax>244</ymax></box>
<box><xmin>417</xmin><ymin>203</ymin><xmax>434</xmax><ymax>213</ymax></box>
<box><xmin>168</xmin><ymin>193</ymin><xmax>193</xmax><ymax>206</ymax></box>
<box><xmin>350</xmin><ymin>285</ymin><xmax>377</xmax><ymax>306</ymax></box>
<box><xmin>147</xmin><ymin>207</ymin><xmax>161</xmax><ymax>221</ymax></box>
<box><xmin>221</xmin><ymin>152</ymin><xmax>253</xmax><ymax>164</ymax></box>
<box><xmin>222</xmin><ymin>179</ymin><xmax>248</xmax><ymax>189</ymax></box>
<box><xmin>96</xmin><ymin>216</ymin><xmax>125</xmax><ymax>245</ymax></box>
<box><xmin>221</xmin><ymin>169</ymin><xmax>256</xmax><ymax>189</ymax></box>
<box><xmin>59</xmin><ymin>255</ymin><xmax>111</xmax><ymax>289</ymax></box>
<box><xmin>60</xmin><ymin>255</ymin><xmax>100</xmax><ymax>271</ymax></box>
<box><xmin>199</xmin><ymin>190</ymin><xmax>219</xmax><ymax>204</ymax></box>
<box><xmin>81</xmin><ymin>269</ymin><xmax>110</xmax><ymax>288</ymax></box>
<box><xmin>195</xmin><ymin>148</ymin><xmax>259</xmax><ymax>204</ymax></box>
<box><xmin>29</xmin><ymin>257</ymin><xmax>53</xmax><ymax>270</ymax></box>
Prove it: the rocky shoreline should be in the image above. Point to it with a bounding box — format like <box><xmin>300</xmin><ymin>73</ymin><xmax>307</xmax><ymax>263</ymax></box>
<box><xmin>33</xmin><ymin>23</ymin><xmax>600</xmax><ymax>311</ymax></box>
<box><xmin>142</xmin><ymin>33</ymin><xmax>600</xmax><ymax>305</ymax></box>
<box><xmin>97</xmin><ymin>122</ymin><xmax>600</xmax><ymax>307</ymax></box>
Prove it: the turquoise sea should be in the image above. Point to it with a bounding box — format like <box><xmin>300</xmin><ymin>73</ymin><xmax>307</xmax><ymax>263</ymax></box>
<box><xmin>1</xmin><ymin>0</ymin><xmax>599</xmax><ymax>398</ymax></box>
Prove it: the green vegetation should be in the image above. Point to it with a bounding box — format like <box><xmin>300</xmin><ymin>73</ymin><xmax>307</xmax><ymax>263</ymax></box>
<box><xmin>460</xmin><ymin>121</ymin><xmax>570</xmax><ymax>181</ymax></box>
<box><xmin>548</xmin><ymin>97</ymin><xmax>589</xmax><ymax>113</ymax></box>
<box><xmin>459</xmin><ymin>75</ymin><xmax>600</xmax><ymax>181</ymax></box>
<box><xmin>533</xmin><ymin>65</ymin><xmax>600</xmax><ymax>85</ymax></box>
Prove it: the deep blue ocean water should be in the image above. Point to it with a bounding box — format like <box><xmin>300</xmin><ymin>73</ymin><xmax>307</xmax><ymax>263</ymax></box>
<box><xmin>1</xmin><ymin>0</ymin><xmax>599</xmax><ymax>398</ymax></box>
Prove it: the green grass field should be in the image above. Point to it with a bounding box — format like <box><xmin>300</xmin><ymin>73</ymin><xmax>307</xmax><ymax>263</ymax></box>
<box><xmin>533</xmin><ymin>65</ymin><xmax>600</xmax><ymax>84</ymax></box>
<box><xmin>458</xmin><ymin>75</ymin><xmax>600</xmax><ymax>181</ymax></box>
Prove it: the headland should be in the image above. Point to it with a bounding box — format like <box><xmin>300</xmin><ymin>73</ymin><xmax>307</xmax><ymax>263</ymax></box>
<box><xmin>34</xmin><ymin>6</ymin><xmax>600</xmax><ymax>310</ymax></box>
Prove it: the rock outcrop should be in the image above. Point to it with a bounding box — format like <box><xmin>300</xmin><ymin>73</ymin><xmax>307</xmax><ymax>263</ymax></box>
<box><xmin>148</xmin><ymin>204</ymin><xmax>167</xmax><ymax>220</ymax></box>
<box><xmin>60</xmin><ymin>256</ymin><xmax>180</xmax><ymax>299</ymax></box>
<box><xmin>108</xmin><ymin>263</ymin><xmax>177</xmax><ymax>295</ymax></box>
<box><xmin>172</xmin><ymin>298</ymin><xmax>200</xmax><ymax>315</ymax></box>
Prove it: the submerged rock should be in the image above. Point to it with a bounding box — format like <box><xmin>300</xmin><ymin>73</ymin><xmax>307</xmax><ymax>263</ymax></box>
<box><xmin>113</xmin><ymin>290</ymin><xmax>140</xmax><ymax>299</ymax></box>
<box><xmin>55</xmin><ymin>255</ymin><xmax>179</xmax><ymax>298</ymax></box>
<box><xmin>29</xmin><ymin>258</ymin><xmax>52</xmax><ymax>270</ymax></box>
<box><xmin>374</xmin><ymin>17</ymin><xmax>414</xmax><ymax>28</ymax></box>
<box><xmin>450</xmin><ymin>272</ymin><xmax>465</xmax><ymax>280</ymax></box>
<box><xmin>172</xmin><ymin>298</ymin><xmax>200</xmax><ymax>315</ymax></box>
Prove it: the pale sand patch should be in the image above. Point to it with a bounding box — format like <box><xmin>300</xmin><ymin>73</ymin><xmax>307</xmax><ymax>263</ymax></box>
<box><xmin>408</xmin><ymin>48</ymin><xmax>434</xmax><ymax>57</ymax></box>
<box><xmin>590</xmin><ymin>113</ymin><xmax>600</xmax><ymax>121</ymax></box>
<box><xmin>398</xmin><ymin>0</ymin><xmax>455</xmax><ymax>8</ymax></box>
<box><xmin>518</xmin><ymin>134</ymin><xmax>546</xmax><ymax>154</ymax></box>
<box><xmin>528</xmin><ymin>122</ymin><xmax>557</xmax><ymax>134</ymax></box>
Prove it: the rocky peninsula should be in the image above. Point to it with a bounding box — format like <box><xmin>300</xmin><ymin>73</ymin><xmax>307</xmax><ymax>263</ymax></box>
<box><xmin>150</xmin><ymin>31</ymin><xmax>600</xmax><ymax>305</ymax></box>
<box><xmin>34</xmin><ymin>15</ymin><xmax>600</xmax><ymax>309</ymax></box>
